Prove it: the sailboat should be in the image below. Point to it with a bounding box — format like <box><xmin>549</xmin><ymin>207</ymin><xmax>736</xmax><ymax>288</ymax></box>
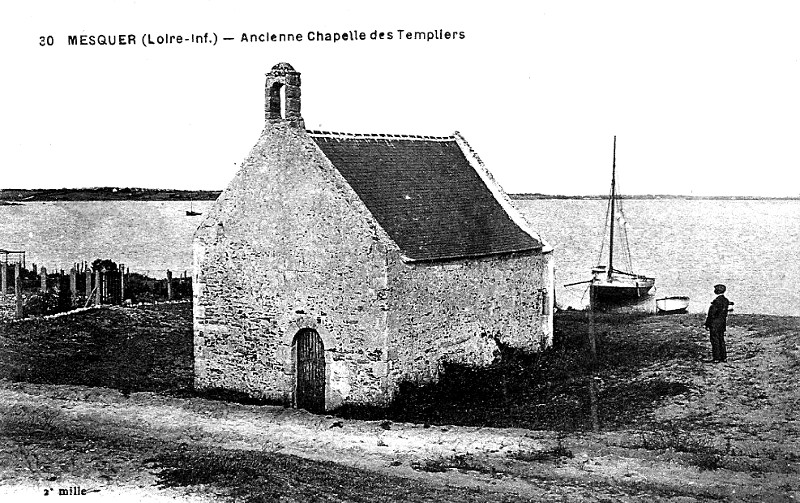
<box><xmin>590</xmin><ymin>136</ymin><xmax>655</xmax><ymax>304</ymax></box>
<box><xmin>185</xmin><ymin>200</ymin><xmax>202</xmax><ymax>216</ymax></box>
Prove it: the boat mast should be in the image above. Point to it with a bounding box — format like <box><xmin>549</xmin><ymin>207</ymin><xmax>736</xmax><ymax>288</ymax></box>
<box><xmin>608</xmin><ymin>136</ymin><xmax>616</xmax><ymax>279</ymax></box>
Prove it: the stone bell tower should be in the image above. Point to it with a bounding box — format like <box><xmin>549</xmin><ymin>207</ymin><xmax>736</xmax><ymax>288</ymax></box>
<box><xmin>265</xmin><ymin>62</ymin><xmax>304</xmax><ymax>128</ymax></box>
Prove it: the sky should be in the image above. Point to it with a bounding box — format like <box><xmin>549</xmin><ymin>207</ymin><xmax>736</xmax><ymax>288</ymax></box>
<box><xmin>1</xmin><ymin>1</ymin><xmax>799</xmax><ymax>196</ymax></box>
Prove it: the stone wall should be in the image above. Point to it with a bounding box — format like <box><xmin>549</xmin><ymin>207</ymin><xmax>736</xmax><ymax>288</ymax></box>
<box><xmin>384</xmin><ymin>250</ymin><xmax>553</xmax><ymax>393</ymax></box>
<box><xmin>193</xmin><ymin>122</ymin><xmax>397</xmax><ymax>410</ymax></box>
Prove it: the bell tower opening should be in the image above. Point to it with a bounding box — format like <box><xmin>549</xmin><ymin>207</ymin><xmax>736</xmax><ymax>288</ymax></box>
<box><xmin>267</xmin><ymin>82</ymin><xmax>286</xmax><ymax>119</ymax></box>
<box><xmin>264</xmin><ymin>62</ymin><xmax>303</xmax><ymax>127</ymax></box>
<box><xmin>280</xmin><ymin>84</ymin><xmax>286</xmax><ymax>119</ymax></box>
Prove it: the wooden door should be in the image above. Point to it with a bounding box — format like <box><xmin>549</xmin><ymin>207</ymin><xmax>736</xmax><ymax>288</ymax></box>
<box><xmin>295</xmin><ymin>329</ymin><xmax>325</xmax><ymax>413</ymax></box>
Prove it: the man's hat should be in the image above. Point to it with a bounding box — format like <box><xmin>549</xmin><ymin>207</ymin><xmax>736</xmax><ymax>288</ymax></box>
<box><xmin>714</xmin><ymin>284</ymin><xmax>726</xmax><ymax>294</ymax></box>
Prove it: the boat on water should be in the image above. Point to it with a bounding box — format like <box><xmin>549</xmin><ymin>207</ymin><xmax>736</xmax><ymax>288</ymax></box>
<box><xmin>185</xmin><ymin>201</ymin><xmax>202</xmax><ymax>216</ymax></box>
<box><xmin>590</xmin><ymin>136</ymin><xmax>655</xmax><ymax>304</ymax></box>
<box><xmin>656</xmin><ymin>296</ymin><xmax>690</xmax><ymax>314</ymax></box>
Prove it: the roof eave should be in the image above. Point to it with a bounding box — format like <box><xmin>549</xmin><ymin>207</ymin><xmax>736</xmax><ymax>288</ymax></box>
<box><xmin>400</xmin><ymin>245</ymin><xmax>544</xmax><ymax>264</ymax></box>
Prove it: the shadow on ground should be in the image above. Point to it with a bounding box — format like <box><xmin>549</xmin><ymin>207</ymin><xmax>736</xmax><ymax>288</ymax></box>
<box><xmin>335</xmin><ymin>311</ymin><xmax>703</xmax><ymax>431</ymax></box>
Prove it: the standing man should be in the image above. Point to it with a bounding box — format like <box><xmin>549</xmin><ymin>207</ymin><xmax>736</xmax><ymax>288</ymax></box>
<box><xmin>704</xmin><ymin>284</ymin><xmax>731</xmax><ymax>363</ymax></box>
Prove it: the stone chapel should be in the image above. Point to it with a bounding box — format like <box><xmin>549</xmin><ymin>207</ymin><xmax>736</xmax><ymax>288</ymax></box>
<box><xmin>192</xmin><ymin>62</ymin><xmax>554</xmax><ymax>412</ymax></box>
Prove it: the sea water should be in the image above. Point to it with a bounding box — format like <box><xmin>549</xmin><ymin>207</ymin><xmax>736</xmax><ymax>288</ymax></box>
<box><xmin>0</xmin><ymin>201</ymin><xmax>213</xmax><ymax>279</ymax></box>
<box><xmin>1</xmin><ymin>199</ymin><xmax>798</xmax><ymax>315</ymax></box>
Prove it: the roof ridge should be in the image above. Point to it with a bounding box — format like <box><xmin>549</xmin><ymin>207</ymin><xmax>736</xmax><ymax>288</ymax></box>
<box><xmin>307</xmin><ymin>130</ymin><xmax>454</xmax><ymax>141</ymax></box>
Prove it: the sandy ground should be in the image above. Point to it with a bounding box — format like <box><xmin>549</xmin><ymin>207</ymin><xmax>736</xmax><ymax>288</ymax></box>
<box><xmin>1</xmin><ymin>308</ymin><xmax>798</xmax><ymax>501</ymax></box>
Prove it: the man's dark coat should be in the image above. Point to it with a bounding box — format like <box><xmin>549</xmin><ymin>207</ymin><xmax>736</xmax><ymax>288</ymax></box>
<box><xmin>705</xmin><ymin>295</ymin><xmax>730</xmax><ymax>331</ymax></box>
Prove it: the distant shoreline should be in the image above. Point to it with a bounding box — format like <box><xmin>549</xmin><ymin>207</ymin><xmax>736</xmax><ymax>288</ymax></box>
<box><xmin>0</xmin><ymin>188</ymin><xmax>221</xmax><ymax>202</ymax></box>
<box><xmin>0</xmin><ymin>188</ymin><xmax>797</xmax><ymax>202</ymax></box>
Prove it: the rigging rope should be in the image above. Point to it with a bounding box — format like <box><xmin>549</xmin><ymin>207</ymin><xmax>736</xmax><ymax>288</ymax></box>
<box><xmin>596</xmin><ymin>183</ymin><xmax>613</xmax><ymax>265</ymax></box>
<box><xmin>596</xmin><ymin>180</ymin><xmax>637</xmax><ymax>274</ymax></box>
<box><xmin>615</xmin><ymin>180</ymin><xmax>635</xmax><ymax>274</ymax></box>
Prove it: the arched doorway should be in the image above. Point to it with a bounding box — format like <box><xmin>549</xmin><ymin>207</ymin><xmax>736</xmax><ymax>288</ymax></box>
<box><xmin>293</xmin><ymin>328</ymin><xmax>325</xmax><ymax>413</ymax></box>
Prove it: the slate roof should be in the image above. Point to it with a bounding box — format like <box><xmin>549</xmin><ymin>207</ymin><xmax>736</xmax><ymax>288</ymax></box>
<box><xmin>308</xmin><ymin>131</ymin><xmax>542</xmax><ymax>262</ymax></box>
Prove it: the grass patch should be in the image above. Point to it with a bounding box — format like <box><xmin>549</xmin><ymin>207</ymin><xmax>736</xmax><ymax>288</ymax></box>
<box><xmin>508</xmin><ymin>445</ymin><xmax>574</xmax><ymax>463</ymax></box>
<box><xmin>410</xmin><ymin>454</ymin><xmax>498</xmax><ymax>475</ymax></box>
<box><xmin>0</xmin><ymin>303</ymin><xmax>193</xmax><ymax>394</ymax></box>
<box><xmin>153</xmin><ymin>447</ymin><xmax>511</xmax><ymax>501</ymax></box>
<box><xmin>636</xmin><ymin>422</ymin><xmax>727</xmax><ymax>471</ymax></box>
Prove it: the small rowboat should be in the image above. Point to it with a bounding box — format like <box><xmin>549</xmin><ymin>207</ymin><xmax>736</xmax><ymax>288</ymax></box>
<box><xmin>656</xmin><ymin>296</ymin><xmax>690</xmax><ymax>314</ymax></box>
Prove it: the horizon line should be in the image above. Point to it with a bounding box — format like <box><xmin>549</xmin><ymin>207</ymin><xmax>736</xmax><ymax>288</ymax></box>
<box><xmin>1</xmin><ymin>187</ymin><xmax>798</xmax><ymax>201</ymax></box>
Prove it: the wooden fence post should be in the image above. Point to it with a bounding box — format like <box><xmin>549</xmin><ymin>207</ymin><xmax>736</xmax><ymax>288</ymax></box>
<box><xmin>166</xmin><ymin>270</ymin><xmax>173</xmax><ymax>301</ymax></box>
<box><xmin>103</xmin><ymin>268</ymin><xmax>109</xmax><ymax>304</ymax></box>
<box><xmin>588</xmin><ymin>286</ymin><xmax>597</xmax><ymax>364</ymax></box>
<box><xmin>40</xmin><ymin>266</ymin><xmax>47</xmax><ymax>293</ymax></box>
<box><xmin>85</xmin><ymin>267</ymin><xmax>92</xmax><ymax>299</ymax></box>
<box><xmin>95</xmin><ymin>270</ymin><xmax>102</xmax><ymax>305</ymax></box>
<box><xmin>70</xmin><ymin>267</ymin><xmax>77</xmax><ymax>300</ymax></box>
<box><xmin>120</xmin><ymin>264</ymin><xmax>126</xmax><ymax>304</ymax></box>
<box><xmin>15</xmin><ymin>263</ymin><xmax>23</xmax><ymax>319</ymax></box>
<box><xmin>587</xmin><ymin>286</ymin><xmax>600</xmax><ymax>432</ymax></box>
<box><xmin>1</xmin><ymin>263</ymin><xmax>6</xmax><ymax>297</ymax></box>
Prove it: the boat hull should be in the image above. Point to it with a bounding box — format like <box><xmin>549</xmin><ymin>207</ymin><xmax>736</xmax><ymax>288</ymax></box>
<box><xmin>591</xmin><ymin>277</ymin><xmax>655</xmax><ymax>302</ymax></box>
<box><xmin>656</xmin><ymin>296</ymin><xmax>690</xmax><ymax>314</ymax></box>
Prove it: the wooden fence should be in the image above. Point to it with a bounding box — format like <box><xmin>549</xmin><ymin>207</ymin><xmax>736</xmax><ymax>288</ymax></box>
<box><xmin>1</xmin><ymin>261</ymin><xmax>192</xmax><ymax>319</ymax></box>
